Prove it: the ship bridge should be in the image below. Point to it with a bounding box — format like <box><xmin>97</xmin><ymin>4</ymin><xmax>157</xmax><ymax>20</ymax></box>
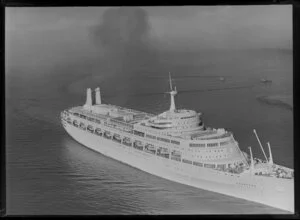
<box><xmin>137</xmin><ymin>73</ymin><xmax>205</xmax><ymax>135</ymax></box>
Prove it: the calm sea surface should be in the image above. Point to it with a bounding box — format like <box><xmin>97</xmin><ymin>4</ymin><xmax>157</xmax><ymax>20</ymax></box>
<box><xmin>6</xmin><ymin>49</ymin><xmax>293</xmax><ymax>214</ymax></box>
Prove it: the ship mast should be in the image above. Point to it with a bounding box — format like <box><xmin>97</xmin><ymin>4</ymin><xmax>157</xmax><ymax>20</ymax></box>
<box><xmin>168</xmin><ymin>72</ymin><xmax>177</xmax><ymax>112</ymax></box>
<box><xmin>253</xmin><ymin>129</ymin><xmax>268</xmax><ymax>162</ymax></box>
<box><xmin>267</xmin><ymin>142</ymin><xmax>274</xmax><ymax>165</ymax></box>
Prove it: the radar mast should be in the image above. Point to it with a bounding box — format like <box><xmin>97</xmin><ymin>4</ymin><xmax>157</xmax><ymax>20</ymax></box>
<box><xmin>168</xmin><ymin>72</ymin><xmax>177</xmax><ymax>112</ymax></box>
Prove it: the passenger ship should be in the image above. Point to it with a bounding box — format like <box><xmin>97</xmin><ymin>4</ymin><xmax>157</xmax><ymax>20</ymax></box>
<box><xmin>61</xmin><ymin>74</ymin><xmax>294</xmax><ymax>212</ymax></box>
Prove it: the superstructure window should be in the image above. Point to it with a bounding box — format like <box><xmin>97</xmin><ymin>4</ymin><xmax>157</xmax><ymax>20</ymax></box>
<box><xmin>181</xmin><ymin>115</ymin><xmax>195</xmax><ymax>119</ymax></box>
<box><xmin>217</xmin><ymin>164</ymin><xmax>226</xmax><ymax>170</ymax></box>
<box><xmin>171</xmin><ymin>150</ymin><xmax>181</xmax><ymax>157</ymax></box>
<box><xmin>134</xmin><ymin>130</ymin><xmax>145</xmax><ymax>137</ymax></box>
<box><xmin>204</xmin><ymin>163</ymin><xmax>216</xmax><ymax>169</ymax></box>
<box><xmin>171</xmin><ymin>140</ymin><xmax>180</xmax><ymax>145</ymax></box>
<box><xmin>193</xmin><ymin>161</ymin><xmax>203</xmax><ymax>167</ymax></box>
<box><xmin>157</xmin><ymin>137</ymin><xmax>170</xmax><ymax>143</ymax></box>
<box><xmin>79</xmin><ymin>114</ymin><xmax>86</xmax><ymax>119</ymax></box>
<box><xmin>189</xmin><ymin>143</ymin><xmax>205</xmax><ymax>147</ymax></box>
<box><xmin>146</xmin><ymin>134</ymin><xmax>156</xmax><ymax>139</ymax></box>
<box><xmin>87</xmin><ymin>117</ymin><xmax>94</xmax><ymax>122</ymax></box>
<box><xmin>207</xmin><ymin>143</ymin><xmax>218</xmax><ymax>147</ymax></box>
<box><xmin>182</xmin><ymin>159</ymin><xmax>192</xmax><ymax>164</ymax></box>
<box><xmin>171</xmin><ymin>157</ymin><xmax>181</xmax><ymax>162</ymax></box>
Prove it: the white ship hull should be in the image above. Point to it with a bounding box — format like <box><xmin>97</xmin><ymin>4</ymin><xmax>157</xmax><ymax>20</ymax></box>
<box><xmin>63</xmin><ymin>122</ymin><xmax>294</xmax><ymax>213</ymax></box>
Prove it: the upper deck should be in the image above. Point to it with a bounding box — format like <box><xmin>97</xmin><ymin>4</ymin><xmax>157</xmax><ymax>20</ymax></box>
<box><xmin>69</xmin><ymin>104</ymin><xmax>155</xmax><ymax>125</ymax></box>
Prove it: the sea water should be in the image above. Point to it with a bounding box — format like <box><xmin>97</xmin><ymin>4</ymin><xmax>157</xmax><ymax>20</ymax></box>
<box><xmin>6</xmin><ymin>49</ymin><xmax>293</xmax><ymax>214</ymax></box>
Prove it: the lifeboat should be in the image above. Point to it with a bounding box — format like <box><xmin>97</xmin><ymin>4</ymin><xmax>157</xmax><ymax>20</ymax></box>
<box><xmin>66</xmin><ymin>117</ymin><xmax>72</xmax><ymax>124</ymax></box>
<box><xmin>157</xmin><ymin>147</ymin><xmax>170</xmax><ymax>158</ymax></box>
<box><xmin>122</xmin><ymin>137</ymin><xmax>132</xmax><ymax>146</ymax></box>
<box><xmin>79</xmin><ymin>122</ymin><xmax>86</xmax><ymax>130</ymax></box>
<box><xmin>133</xmin><ymin>140</ymin><xmax>143</xmax><ymax>150</ymax></box>
<box><xmin>104</xmin><ymin>131</ymin><xmax>112</xmax><ymax>139</ymax></box>
<box><xmin>73</xmin><ymin>120</ymin><xmax>79</xmax><ymax>127</ymax></box>
<box><xmin>145</xmin><ymin>144</ymin><xmax>156</xmax><ymax>154</ymax></box>
<box><xmin>171</xmin><ymin>150</ymin><xmax>181</xmax><ymax>157</ymax></box>
<box><xmin>148</xmin><ymin>120</ymin><xmax>173</xmax><ymax>129</ymax></box>
<box><xmin>112</xmin><ymin>134</ymin><xmax>122</xmax><ymax>143</ymax></box>
<box><xmin>87</xmin><ymin>125</ymin><xmax>94</xmax><ymax>133</ymax></box>
<box><xmin>95</xmin><ymin>128</ymin><xmax>102</xmax><ymax>136</ymax></box>
<box><xmin>161</xmin><ymin>148</ymin><xmax>169</xmax><ymax>154</ymax></box>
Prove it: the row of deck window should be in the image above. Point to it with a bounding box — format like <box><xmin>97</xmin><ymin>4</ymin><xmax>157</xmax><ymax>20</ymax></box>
<box><xmin>136</xmin><ymin>131</ymin><xmax>181</xmax><ymax>146</ymax></box>
<box><xmin>69</xmin><ymin>118</ymin><xmax>231</xmax><ymax>171</ymax></box>
<box><xmin>69</xmin><ymin>111</ymin><xmax>133</xmax><ymax>129</ymax></box>
<box><xmin>190</xmin><ymin>141</ymin><xmax>229</xmax><ymax>148</ymax></box>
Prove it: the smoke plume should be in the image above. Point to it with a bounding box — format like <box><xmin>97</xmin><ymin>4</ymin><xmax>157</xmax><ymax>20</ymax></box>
<box><xmin>91</xmin><ymin>7</ymin><xmax>160</xmax><ymax>82</ymax></box>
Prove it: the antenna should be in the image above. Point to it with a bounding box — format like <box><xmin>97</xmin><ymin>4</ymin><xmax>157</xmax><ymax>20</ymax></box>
<box><xmin>169</xmin><ymin>72</ymin><xmax>173</xmax><ymax>91</ymax></box>
<box><xmin>168</xmin><ymin>72</ymin><xmax>177</xmax><ymax>112</ymax></box>
<box><xmin>253</xmin><ymin>129</ymin><xmax>268</xmax><ymax>162</ymax></box>
<box><xmin>267</xmin><ymin>142</ymin><xmax>274</xmax><ymax>165</ymax></box>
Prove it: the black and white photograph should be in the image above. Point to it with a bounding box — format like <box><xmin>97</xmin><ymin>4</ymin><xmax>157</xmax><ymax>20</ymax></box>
<box><xmin>5</xmin><ymin>5</ymin><xmax>294</xmax><ymax>215</ymax></box>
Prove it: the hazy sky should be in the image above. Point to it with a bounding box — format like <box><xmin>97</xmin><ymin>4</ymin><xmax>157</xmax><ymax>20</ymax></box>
<box><xmin>6</xmin><ymin>6</ymin><xmax>292</xmax><ymax>68</ymax></box>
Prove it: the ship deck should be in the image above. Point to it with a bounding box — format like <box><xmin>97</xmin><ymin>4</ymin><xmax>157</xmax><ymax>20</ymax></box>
<box><xmin>69</xmin><ymin>105</ymin><xmax>155</xmax><ymax>125</ymax></box>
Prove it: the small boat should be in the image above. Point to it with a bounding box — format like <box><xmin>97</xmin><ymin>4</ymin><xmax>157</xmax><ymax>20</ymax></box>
<box><xmin>122</xmin><ymin>137</ymin><xmax>132</xmax><ymax>146</ymax></box>
<box><xmin>95</xmin><ymin>128</ymin><xmax>102</xmax><ymax>136</ymax></box>
<box><xmin>133</xmin><ymin>140</ymin><xmax>143</xmax><ymax>150</ymax></box>
<box><xmin>66</xmin><ymin>117</ymin><xmax>72</xmax><ymax>124</ymax></box>
<box><xmin>73</xmin><ymin>120</ymin><xmax>79</xmax><ymax>127</ymax></box>
<box><xmin>219</xmin><ymin>77</ymin><xmax>225</xmax><ymax>82</ymax></box>
<box><xmin>87</xmin><ymin>125</ymin><xmax>94</xmax><ymax>133</ymax></box>
<box><xmin>79</xmin><ymin>122</ymin><xmax>86</xmax><ymax>130</ymax></box>
<box><xmin>171</xmin><ymin>150</ymin><xmax>181</xmax><ymax>157</ymax></box>
<box><xmin>103</xmin><ymin>131</ymin><xmax>112</xmax><ymax>139</ymax></box>
<box><xmin>112</xmin><ymin>134</ymin><xmax>122</xmax><ymax>143</ymax></box>
<box><xmin>260</xmin><ymin>78</ymin><xmax>272</xmax><ymax>83</ymax></box>
<box><xmin>145</xmin><ymin>144</ymin><xmax>156</xmax><ymax>154</ymax></box>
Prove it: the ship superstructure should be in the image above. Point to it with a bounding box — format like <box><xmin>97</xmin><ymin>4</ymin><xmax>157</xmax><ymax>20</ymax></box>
<box><xmin>61</xmin><ymin>74</ymin><xmax>294</xmax><ymax>213</ymax></box>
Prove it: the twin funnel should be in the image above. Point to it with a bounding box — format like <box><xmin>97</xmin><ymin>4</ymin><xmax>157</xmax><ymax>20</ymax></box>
<box><xmin>83</xmin><ymin>87</ymin><xmax>101</xmax><ymax>110</ymax></box>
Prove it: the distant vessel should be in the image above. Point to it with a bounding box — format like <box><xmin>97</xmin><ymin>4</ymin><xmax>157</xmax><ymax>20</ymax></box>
<box><xmin>219</xmin><ymin>77</ymin><xmax>225</xmax><ymax>82</ymax></box>
<box><xmin>260</xmin><ymin>78</ymin><xmax>272</xmax><ymax>83</ymax></box>
<box><xmin>61</xmin><ymin>73</ymin><xmax>294</xmax><ymax>212</ymax></box>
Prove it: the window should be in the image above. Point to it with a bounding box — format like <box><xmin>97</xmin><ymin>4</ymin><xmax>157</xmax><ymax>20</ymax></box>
<box><xmin>207</xmin><ymin>143</ymin><xmax>218</xmax><ymax>147</ymax></box>
<box><xmin>157</xmin><ymin>148</ymin><xmax>169</xmax><ymax>159</ymax></box>
<box><xmin>193</xmin><ymin>161</ymin><xmax>203</xmax><ymax>167</ymax></box>
<box><xmin>171</xmin><ymin>150</ymin><xmax>181</xmax><ymax>158</ymax></box>
<box><xmin>204</xmin><ymin>163</ymin><xmax>215</xmax><ymax>169</ymax></box>
<box><xmin>87</xmin><ymin>117</ymin><xmax>94</xmax><ymax>122</ymax></box>
<box><xmin>217</xmin><ymin>164</ymin><xmax>226</xmax><ymax>170</ymax></box>
<box><xmin>157</xmin><ymin>137</ymin><xmax>170</xmax><ymax>143</ymax></box>
<box><xmin>171</xmin><ymin>140</ymin><xmax>180</xmax><ymax>145</ymax></box>
<box><xmin>189</xmin><ymin>143</ymin><xmax>205</xmax><ymax>147</ymax></box>
<box><xmin>182</xmin><ymin>159</ymin><xmax>192</xmax><ymax>164</ymax></box>
<box><xmin>134</xmin><ymin>130</ymin><xmax>145</xmax><ymax>137</ymax></box>
<box><xmin>220</xmin><ymin>141</ymin><xmax>229</xmax><ymax>146</ymax></box>
<box><xmin>171</xmin><ymin>157</ymin><xmax>181</xmax><ymax>162</ymax></box>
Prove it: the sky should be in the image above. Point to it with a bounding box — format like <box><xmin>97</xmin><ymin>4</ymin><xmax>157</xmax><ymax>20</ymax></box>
<box><xmin>5</xmin><ymin>6</ymin><xmax>292</xmax><ymax>69</ymax></box>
